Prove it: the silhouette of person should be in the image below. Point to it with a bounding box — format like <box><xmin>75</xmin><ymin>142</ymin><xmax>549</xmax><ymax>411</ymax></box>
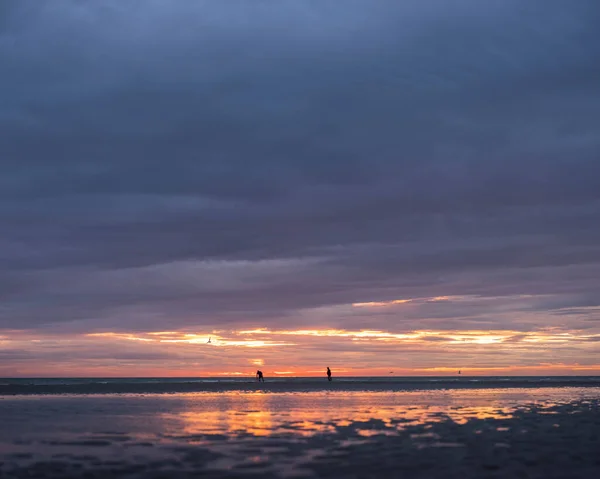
<box><xmin>256</xmin><ymin>370</ymin><xmax>264</xmax><ymax>382</ymax></box>
<box><xmin>327</xmin><ymin>367</ymin><xmax>332</xmax><ymax>382</ymax></box>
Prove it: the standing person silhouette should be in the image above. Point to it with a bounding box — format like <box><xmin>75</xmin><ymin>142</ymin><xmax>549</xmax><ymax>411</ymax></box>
<box><xmin>327</xmin><ymin>367</ymin><xmax>332</xmax><ymax>382</ymax></box>
<box><xmin>256</xmin><ymin>370</ymin><xmax>264</xmax><ymax>382</ymax></box>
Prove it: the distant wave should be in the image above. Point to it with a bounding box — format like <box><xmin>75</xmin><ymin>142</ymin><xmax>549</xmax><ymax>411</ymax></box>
<box><xmin>2</xmin><ymin>376</ymin><xmax>600</xmax><ymax>396</ymax></box>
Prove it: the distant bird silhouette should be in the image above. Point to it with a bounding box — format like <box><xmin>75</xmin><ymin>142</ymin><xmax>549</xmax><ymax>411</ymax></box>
<box><xmin>458</xmin><ymin>370</ymin><xmax>461</xmax><ymax>375</ymax></box>
<box><xmin>207</xmin><ymin>337</ymin><xmax>211</xmax><ymax>344</ymax></box>
<box><xmin>389</xmin><ymin>371</ymin><xmax>394</xmax><ymax>374</ymax></box>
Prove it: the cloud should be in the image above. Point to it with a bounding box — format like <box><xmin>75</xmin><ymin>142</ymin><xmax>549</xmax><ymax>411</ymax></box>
<box><xmin>2</xmin><ymin>326</ymin><xmax>599</xmax><ymax>376</ymax></box>
<box><xmin>1</xmin><ymin>1</ymin><xmax>599</xmax><ymax>375</ymax></box>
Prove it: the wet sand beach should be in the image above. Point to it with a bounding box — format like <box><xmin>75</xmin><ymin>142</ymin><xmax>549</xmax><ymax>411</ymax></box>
<box><xmin>1</xmin><ymin>384</ymin><xmax>599</xmax><ymax>478</ymax></box>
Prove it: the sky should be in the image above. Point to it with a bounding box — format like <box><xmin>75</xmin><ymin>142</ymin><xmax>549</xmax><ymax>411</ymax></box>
<box><xmin>1</xmin><ymin>0</ymin><xmax>600</xmax><ymax>377</ymax></box>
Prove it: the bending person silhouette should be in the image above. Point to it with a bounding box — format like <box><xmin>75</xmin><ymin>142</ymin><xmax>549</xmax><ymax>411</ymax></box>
<box><xmin>327</xmin><ymin>367</ymin><xmax>332</xmax><ymax>382</ymax></box>
<box><xmin>256</xmin><ymin>370</ymin><xmax>264</xmax><ymax>382</ymax></box>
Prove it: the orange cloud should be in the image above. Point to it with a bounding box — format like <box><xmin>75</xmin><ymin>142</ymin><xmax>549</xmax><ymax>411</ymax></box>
<box><xmin>351</xmin><ymin>295</ymin><xmax>470</xmax><ymax>307</ymax></box>
<box><xmin>87</xmin><ymin>332</ymin><xmax>292</xmax><ymax>348</ymax></box>
<box><xmin>352</xmin><ymin>299</ymin><xmax>412</xmax><ymax>307</ymax></box>
<box><xmin>2</xmin><ymin>325</ymin><xmax>600</xmax><ymax>377</ymax></box>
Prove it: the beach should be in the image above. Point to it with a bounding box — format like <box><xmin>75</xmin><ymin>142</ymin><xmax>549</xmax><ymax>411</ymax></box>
<box><xmin>1</xmin><ymin>379</ymin><xmax>600</xmax><ymax>478</ymax></box>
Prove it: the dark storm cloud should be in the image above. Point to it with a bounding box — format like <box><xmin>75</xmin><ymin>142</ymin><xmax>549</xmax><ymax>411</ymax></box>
<box><xmin>1</xmin><ymin>0</ymin><xmax>600</xmax><ymax>332</ymax></box>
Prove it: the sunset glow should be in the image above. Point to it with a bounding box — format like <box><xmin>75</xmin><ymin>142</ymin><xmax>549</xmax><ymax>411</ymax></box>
<box><xmin>2</xmin><ymin>320</ymin><xmax>599</xmax><ymax>376</ymax></box>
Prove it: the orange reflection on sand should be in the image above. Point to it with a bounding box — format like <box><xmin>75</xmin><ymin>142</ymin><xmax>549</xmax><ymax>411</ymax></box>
<box><xmin>178</xmin><ymin>410</ymin><xmax>275</xmax><ymax>437</ymax></box>
<box><xmin>169</xmin><ymin>393</ymin><xmax>279</xmax><ymax>437</ymax></box>
<box><xmin>167</xmin><ymin>390</ymin><xmax>524</xmax><ymax>439</ymax></box>
<box><xmin>441</xmin><ymin>406</ymin><xmax>513</xmax><ymax>424</ymax></box>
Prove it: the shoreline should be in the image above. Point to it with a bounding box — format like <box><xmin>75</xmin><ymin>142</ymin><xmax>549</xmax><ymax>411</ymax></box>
<box><xmin>3</xmin><ymin>377</ymin><xmax>600</xmax><ymax>396</ymax></box>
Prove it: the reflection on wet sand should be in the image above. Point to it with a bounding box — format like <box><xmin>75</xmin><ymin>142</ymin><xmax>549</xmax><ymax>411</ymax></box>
<box><xmin>168</xmin><ymin>387</ymin><xmax>590</xmax><ymax>439</ymax></box>
<box><xmin>178</xmin><ymin>408</ymin><xmax>276</xmax><ymax>437</ymax></box>
<box><xmin>1</xmin><ymin>387</ymin><xmax>599</xmax><ymax>478</ymax></box>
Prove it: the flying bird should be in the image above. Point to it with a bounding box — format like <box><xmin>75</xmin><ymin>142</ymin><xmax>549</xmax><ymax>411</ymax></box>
<box><xmin>207</xmin><ymin>337</ymin><xmax>211</xmax><ymax>344</ymax></box>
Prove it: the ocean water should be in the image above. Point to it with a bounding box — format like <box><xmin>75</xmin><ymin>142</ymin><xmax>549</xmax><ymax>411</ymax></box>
<box><xmin>2</xmin><ymin>375</ymin><xmax>600</xmax><ymax>395</ymax></box>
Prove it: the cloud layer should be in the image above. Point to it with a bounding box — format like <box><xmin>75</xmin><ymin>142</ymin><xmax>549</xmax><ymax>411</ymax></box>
<box><xmin>1</xmin><ymin>1</ymin><xmax>599</xmax><ymax>374</ymax></box>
